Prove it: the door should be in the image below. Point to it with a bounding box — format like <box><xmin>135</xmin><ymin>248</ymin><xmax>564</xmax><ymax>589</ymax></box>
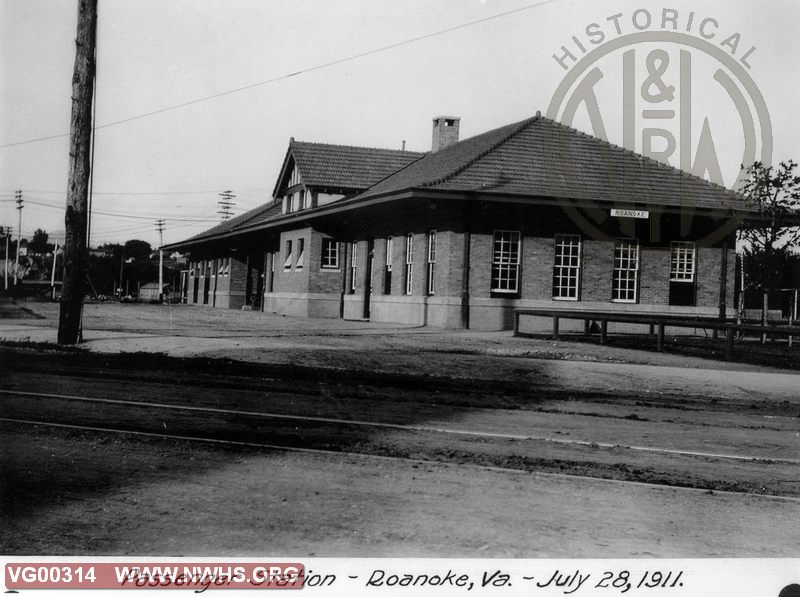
<box><xmin>363</xmin><ymin>239</ymin><xmax>374</xmax><ymax>319</ymax></box>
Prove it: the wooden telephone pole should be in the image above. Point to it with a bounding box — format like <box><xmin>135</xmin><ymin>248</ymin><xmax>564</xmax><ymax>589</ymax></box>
<box><xmin>58</xmin><ymin>0</ymin><xmax>97</xmax><ymax>344</ymax></box>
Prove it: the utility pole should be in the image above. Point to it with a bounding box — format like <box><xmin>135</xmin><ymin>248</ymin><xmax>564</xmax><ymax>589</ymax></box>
<box><xmin>155</xmin><ymin>218</ymin><xmax>165</xmax><ymax>302</ymax></box>
<box><xmin>50</xmin><ymin>241</ymin><xmax>59</xmax><ymax>300</ymax></box>
<box><xmin>14</xmin><ymin>190</ymin><xmax>23</xmax><ymax>286</ymax></box>
<box><xmin>217</xmin><ymin>190</ymin><xmax>235</xmax><ymax>221</ymax></box>
<box><xmin>3</xmin><ymin>226</ymin><xmax>10</xmax><ymax>290</ymax></box>
<box><xmin>58</xmin><ymin>0</ymin><xmax>97</xmax><ymax>345</ymax></box>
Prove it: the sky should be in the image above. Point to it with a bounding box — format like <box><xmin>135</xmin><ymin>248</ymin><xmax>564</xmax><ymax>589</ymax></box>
<box><xmin>1</xmin><ymin>0</ymin><xmax>798</xmax><ymax>248</ymax></box>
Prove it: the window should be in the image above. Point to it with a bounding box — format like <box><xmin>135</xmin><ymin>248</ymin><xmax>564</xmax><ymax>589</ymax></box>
<box><xmin>267</xmin><ymin>252</ymin><xmax>275</xmax><ymax>292</ymax></box>
<box><xmin>384</xmin><ymin>236</ymin><xmax>393</xmax><ymax>294</ymax></box>
<box><xmin>284</xmin><ymin>240</ymin><xmax>292</xmax><ymax>270</ymax></box>
<box><xmin>350</xmin><ymin>242</ymin><xmax>358</xmax><ymax>293</ymax></box>
<box><xmin>553</xmin><ymin>234</ymin><xmax>581</xmax><ymax>300</ymax></box>
<box><xmin>670</xmin><ymin>241</ymin><xmax>695</xmax><ymax>282</ymax></box>
<box><xmin>297</xmin><ymin>190</ymin><xmax>311</xmax><ymax>210</ymax></box>
<box><xmin>296</xmin><ymin>239</ymin><xmax>305</xmax><ymax>270</ymax></box>
<box><xmin>426</xmin><ymin>230</ymin><xmax>437</xmax><ymax>295</ymax></box>
<box><xmin>386</xmin><ymin>236</ymin><xmax>393</xmax><ymax>270</ymax></box>
<box><xmin>405</xmin><ymin>234</ymin><xmax>414</xmax><ymax>295</ymax></box>
<box><xmin>491</xmin><ymin>230</ymin><xmax>521</xmax><ymax>294</ymax></box>
<box><xmin>289</xmin><ymin>165</ymin><xmax>300</xmax><ymax>187</ymax></box>
<box><xmin>669</xmin><ymin>241</ymin><xmax>696</xmax><ymax>306</ymax></box>
<box><xmin>612</xmin><ymin>239</ymin><xmax>640</xmax><ymax>302</ymax></box>
<box><xmin>321</xmin><ymin>238</ymin><xmax>339</xmax><ymax>269</ymax></box>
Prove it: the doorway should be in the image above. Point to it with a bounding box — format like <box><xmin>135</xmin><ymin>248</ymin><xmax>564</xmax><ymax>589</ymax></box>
<box><xmin>363</xmin><ymin>239</ymin><xmax>374</xmax><ymax>319</ymax></box>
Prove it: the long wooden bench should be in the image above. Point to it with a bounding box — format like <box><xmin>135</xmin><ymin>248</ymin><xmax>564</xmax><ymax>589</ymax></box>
<box><xmin>513</xmin><ymin>308</ymin><xmax>799</xmax><ymax>360</ymax></box>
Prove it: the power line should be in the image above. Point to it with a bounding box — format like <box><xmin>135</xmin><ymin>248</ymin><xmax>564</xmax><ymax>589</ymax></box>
<box><xmin>1</xmin><ymin>188</ymin><xmax>234</xmax><ymax>196</ymax></box>
<box><xmin>0</xmin><ymin>0</ymin><xmax>560</xmax><ymax>149</ymax></box>
<box><xmin>18</xmin><ymin>198</ymin><xmax>218</xmax><ymax>222</ymax></box>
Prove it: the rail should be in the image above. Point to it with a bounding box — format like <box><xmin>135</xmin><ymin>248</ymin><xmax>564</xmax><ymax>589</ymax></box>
<box><xmin>513</xmin><ymin>308</ymin><xmax>800</xmax><ymax>360</ymax></box>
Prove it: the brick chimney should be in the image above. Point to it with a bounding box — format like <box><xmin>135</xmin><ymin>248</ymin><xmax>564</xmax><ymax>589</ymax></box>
<box><xmin>431</xmin><ymin>116</ymin><xmax>460</xmax><ymax>153</ymax></box>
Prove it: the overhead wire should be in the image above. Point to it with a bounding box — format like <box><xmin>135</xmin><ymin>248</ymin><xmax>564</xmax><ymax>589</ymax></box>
<box><xmin>0</xmin><ymin>0</ymin><xmax>559</xmax><ymax>149</ymax></box>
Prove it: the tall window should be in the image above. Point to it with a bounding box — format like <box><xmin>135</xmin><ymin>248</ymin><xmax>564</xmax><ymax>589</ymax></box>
<box><xmin>552</xmin><ymin>234</ymin><xmax>581</xmax><ymax>300</ymax></box>
<box><xmin>350</xmin><ymin>242</ymin><xmax>358</xmax><ymax>293</ymax></box>
<box><xmin>321</xmin><ymin>238</ymin><xmax>339</xmax><ymax>269</ymax></box>
<box><xmin>384</xmin><ymin>236</ymin><xmax>393</xmax><ymax>294</ymax></box>
<box><xmin>284</xmin><ymin>240</ymin><xmax>292</xmax><ymax>270</ymax></box>
<box><xmin>670</xmin><ymin>241</ymin><xmax>695</xmax><ymax>282</ymax></box>
<box><xmin>405</xmin><ymin>233</ymin><xmax>414</xmax><ymax>295</ymax></box>
<box><xmin>267</xmin><ymin>252</ymin><xmax>275</xmax><ymax>292</ymax></box>
<box><xmin>296</xmin><ymin>238</ymin><xmax>305</xmax><ymax>270</ymax></box>
<box><xmin>669</xmin><ymin>241</ymin><xmax>696</xmax><ymax>306</ymax></box>
<box><xmin>426</xmin><ymin>230</ymin><xmax>436</xmax><ymax>295</ymax></box>
<box><xmin>612</xmin><ymin>239</ymin><xmax>640</xmax><ymax>302</ymax></box>
<box><xmin>491</xmin><ymin>230</ymin><xmax>521</xmax><ymax>294</ymax></box>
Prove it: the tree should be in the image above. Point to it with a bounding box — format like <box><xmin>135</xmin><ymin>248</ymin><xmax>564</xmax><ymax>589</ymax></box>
<box><xmin>738</xmin><ymin>160</ymin><xmax>800</xmax><ymax>293</ymax></box>
<box><xmin>123</xmin><ymin>239</ymin><xmax>152</xmax><ymax>262</ymax></box>
<box><xmin>29</xmin><ymin>228</ymin><xmax>54</xmax><ymax>255</ymax></box>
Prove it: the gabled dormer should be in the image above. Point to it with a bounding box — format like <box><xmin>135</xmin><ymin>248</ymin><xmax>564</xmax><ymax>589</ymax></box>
<box><xmin>272</xmin><ymin>138</ymin><xmax>425</xmax><ymax>215</ymax></box>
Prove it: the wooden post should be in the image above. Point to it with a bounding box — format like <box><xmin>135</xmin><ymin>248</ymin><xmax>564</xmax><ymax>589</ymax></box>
<box><xmin>553</xmin><ymin>315</ymin><xmax>559</xmax><ymax>340</ymax></box>
<box><xmin>714</xmin><ymin>239</ymin><xmax>728</xmax><ymax>341</ymax></box>
<box><xmin>513</xmin><ymin>311</ymin><xmax>520</xmax><ymax>336</ymax></box>
<box><xmin>657</xmin><ymin>323</ymin><xmax>665</xmax><ymax>351</ymax></box>
<box><xmin>339</xmin><ymin>241</ymin><xmax>348</xmax><ymax>319</ymax></box>
<box><xmin>600</xmin><ymin>320</ymin><xmax>607</xmax><ymax>344</ymax></box>
<box><xmin>648</xmin><ymin>323</ymin><xmax>655</xmax><ymax>337</ymax></box>
<box><xmin>50</xmin><ymin>242</ymin><xmax>59</xmax><ymax>300</ymax></box>
<box><xmin>761</xmin><ymin>290</ymin><xmax>768</xmax><ymax>344</ymax></box>
<box><xmin>58</xmin><ymin>0</ymin><xmax>97</xmax><ymax>345</ymax></box>
<box><xmin>584</xmin><ymin>319</ymin><xmax>590</xmax><ymax>336</ymax></box>
<box><xmin>460</xmin><ymin>231</ymin><xmax>471</xmax><ymax>329</ymax></box>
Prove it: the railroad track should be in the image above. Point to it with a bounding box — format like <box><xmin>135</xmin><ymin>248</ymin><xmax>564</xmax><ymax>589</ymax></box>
<box><xmin>1</xmin><ymin>388</ymin><xmax>798</xmax><ymax>465</ymax></box>
<box><xmin>3</xmin><ymin>416</ymin><xmax>799</xmax><ymax>504</ymax></box>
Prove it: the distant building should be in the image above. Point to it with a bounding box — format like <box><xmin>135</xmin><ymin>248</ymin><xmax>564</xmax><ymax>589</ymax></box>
<box><xmin>165</xmin><ymin>113</ymin><xmax>753</xmax><ymax>330</ymax></box>
<box><xmin>138</xmin><ymin>282</ymin><xmax>169</xmax><ymax>302</ymax></box>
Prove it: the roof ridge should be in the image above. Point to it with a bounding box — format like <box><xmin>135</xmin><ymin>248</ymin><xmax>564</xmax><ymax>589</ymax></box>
<box><xmin>537</xmin><ymin>115</ymin><xmax>742</xmax><ymax>198</ymax></box>
<box><xmin>291</xmin><ymin>139</ymin><xmax>425</xmax><ymax>155</ymax></box>
<box><xmin>421</xmin><ymin>116</ymin><xmax>539</xmax><ymax>188</ymax></box>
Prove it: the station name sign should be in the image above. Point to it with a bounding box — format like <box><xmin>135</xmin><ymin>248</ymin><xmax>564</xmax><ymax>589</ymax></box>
<box><xmin>610</xmin><ymin>209</ymin><xmax>649</xmax><ymax>219</ymax></box>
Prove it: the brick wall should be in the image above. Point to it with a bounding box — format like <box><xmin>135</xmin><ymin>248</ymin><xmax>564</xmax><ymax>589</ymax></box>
<box><xmin>581</xmin><ymin>239</ymin><xmax>614</xmax><ymax>302</ymax></box>
<box><xmin>273</xmin><ymin>228</ymin><xmax>311</xmax><ymax>294</ymax></box>
<box><xmin>697</xmin><ymin>246</ymin><xmax>736</xmax><ymax>312</ymax></box>
<box><xmin>308</xmin><ymin>231</ymin><xmax>344</xmax><ymax>295</ymax></box>
<box><xmin>521</xmin><ymin>236</ymin><xmax>553</xmax><ymax>300</ymax></box>
<box><xmin>229</xmin><ymin>257</ymin><xmax>247</xmax><ymax>293</ymax></box>
<box><xmin>468</xmin><ymin>233</ymin><xmax>492</xmax><ymax>298</ymax></box>
<box><xmin>639</xmin><ymin>246</ymin><xmax>670</xmax><ymax>305</ymax></box>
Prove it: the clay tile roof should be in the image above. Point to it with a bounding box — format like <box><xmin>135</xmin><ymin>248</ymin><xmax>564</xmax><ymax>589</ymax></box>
<box><xmin>357</xmin><ymin>115</ymin><xmax>750</xmax><ymax>212</ymax></box>
<box><xmin>279</xmin><ymin>141</ymin><xmax>424</xmax><ymax>194</ymax></box>
<box><xmin>174</xmin><ymin>200</ymin><xmax>283</xmax><ymax>246</ymax></box>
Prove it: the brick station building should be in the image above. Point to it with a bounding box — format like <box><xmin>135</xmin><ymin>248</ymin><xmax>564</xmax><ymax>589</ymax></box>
<box><xmin>165</xmin><ymin>113</ymin><xmax>750</xmax><ymax>330</ymax></box>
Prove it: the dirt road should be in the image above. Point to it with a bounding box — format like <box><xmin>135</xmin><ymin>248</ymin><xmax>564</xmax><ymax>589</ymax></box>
<box><xmin>2</xmin><ymin>348</ymin><xmax>799</xmax><ymax>555</ymax></box>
